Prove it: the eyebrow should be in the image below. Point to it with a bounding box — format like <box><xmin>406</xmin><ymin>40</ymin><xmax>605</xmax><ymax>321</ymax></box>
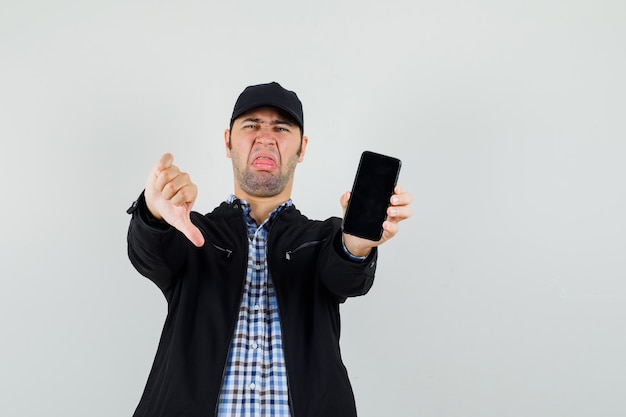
<box><xmin>240</xmin><ymin>117</ymin><xmax>294</xmax><ymax>126</ymax></box>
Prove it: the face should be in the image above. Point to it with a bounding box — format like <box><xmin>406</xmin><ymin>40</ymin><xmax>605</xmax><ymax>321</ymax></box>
<box><xmin>225</xmin><ymin>107</ymin><xmax>308</xmax><ymax>199</ymax></box>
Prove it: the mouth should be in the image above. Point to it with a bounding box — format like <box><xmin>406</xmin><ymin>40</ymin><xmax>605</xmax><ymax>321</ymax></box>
<box><xmin>250</xmin><ymin>152</ymin><xmax>278</xmax><ymax>170</ymax></box>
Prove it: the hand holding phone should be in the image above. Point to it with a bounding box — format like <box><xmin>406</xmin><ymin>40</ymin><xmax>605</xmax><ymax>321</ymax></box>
<box><xmin>342</xmin><ymin>151</ymin><xmax>402</xmax><ymax>241</ymax></box>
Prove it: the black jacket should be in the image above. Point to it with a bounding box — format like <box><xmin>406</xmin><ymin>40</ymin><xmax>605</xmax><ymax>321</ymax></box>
<box><xmin>127</xmin><ymin>193</ymin><xmax>377</xmax><ymax>417</ymax></box>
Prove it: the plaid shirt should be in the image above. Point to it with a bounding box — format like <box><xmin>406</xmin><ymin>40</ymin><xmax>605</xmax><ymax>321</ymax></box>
<box><xmin>217</xmin><ymin>196</ymin><xmax>292</xmax><ymax>417</ymax></box>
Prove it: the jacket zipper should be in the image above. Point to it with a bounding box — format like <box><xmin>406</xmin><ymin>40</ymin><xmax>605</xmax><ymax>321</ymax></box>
<box><xmin>265</xmin><ymin>216</ymin><xmax>298</xmax><ymax>417</ymax></box>
<box><xmin>284</xmin><ymin>239</ymin><xmax>324</xmax><ymax>260</ymax></box>
<box><xmin>212</xmin><ymin>243</ymin><xmax>233</xmax><ymax>258</ymax></box>
<box><xmin>214</xmin><ymin>206</ymin><xmax>313</xmax><ymax>416</ymax></box>
<box><xmin>268</xmin><ymin>217</ymin><xmax>328</xmax><ymax>416</ymax></box>
<box><xmin>214</xmin><ymin>207</ymin><xmax>248</xmax><ymax>417</ymax></box>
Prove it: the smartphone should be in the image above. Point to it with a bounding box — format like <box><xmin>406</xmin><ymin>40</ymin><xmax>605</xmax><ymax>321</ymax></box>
<box><xmin>343</xmin><ymin>151</ymin><xmax>402</xmax><ymax>241</ymax></box>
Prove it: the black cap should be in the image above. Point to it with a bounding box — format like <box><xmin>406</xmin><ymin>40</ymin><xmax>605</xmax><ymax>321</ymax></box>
<box><xmin>230</xmin><ymin>82</ymin><xmax>303</xmax><ymax>131</ymax></box>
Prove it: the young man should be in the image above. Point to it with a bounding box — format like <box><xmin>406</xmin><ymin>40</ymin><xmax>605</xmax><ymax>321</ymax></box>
<box><xmin>126</xmin><ymin>82</ymin><xmax>412</xmax><ymax>417</ymax></box>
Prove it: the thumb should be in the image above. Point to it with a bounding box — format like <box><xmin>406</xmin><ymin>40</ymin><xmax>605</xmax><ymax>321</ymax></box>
<box><xmin>173</xmin><ymin>214</ymin><xmax>205</xmax><ymax>248</ymax></box>
<box><xmin>339</xmin><ymin>191</ymin><xmax>351</xmax><ymax>213</ymax></box>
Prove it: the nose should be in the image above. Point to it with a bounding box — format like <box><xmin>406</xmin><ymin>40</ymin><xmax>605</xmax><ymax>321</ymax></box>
<box><xmin>254</xmin><ymin>126</ymin><xmax>276</xmax><ymax>146</ymax></box>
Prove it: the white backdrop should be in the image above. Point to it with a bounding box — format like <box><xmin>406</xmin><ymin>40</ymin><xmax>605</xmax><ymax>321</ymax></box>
<box><xmin>1</xmin><ymin>1</ymin><xmax>625</xmax><ymax>416</ymax></box>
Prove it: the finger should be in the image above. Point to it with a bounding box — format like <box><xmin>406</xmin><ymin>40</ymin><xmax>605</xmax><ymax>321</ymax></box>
<box><xmin>158</xmin><ymin>153</ymin><xmax>174</xmax><ymax>171</ymax></box>
<box><xmin>380</xmin><ymin>220</ymin><xmax>398</xmax><ymax>242</ymax></box>
<box><xmin>151</xmin><ymin>153</ymin><xmax>174</xmax><ymax>178</ymax></box>
<box><xmin>387</xmin><ymin>205</ymin><xmax>412</xmax><ymax>221</ymax></box>
<box><xmin>154</xmin><ymin>172</ymin><xmax>174</xmax><ymax>194</ymax></box>
<box><xmin>154</xmin><ymin>164</ymin><xmax>183</xmax><ymax>192</ymax></box>
<box><xmin>160</xmin><ymin>173</ymin><xmax>193</xmax><ymax>202</ymax></box>
<box><xmin>390</xmin><ymin>190</ymin><xmax>412</xmax><ymax>206</ymax></box>
<box><xmin>169</xmin><ymin>183</ymin><xmax>197</xmax><ymax>207</ymax></box>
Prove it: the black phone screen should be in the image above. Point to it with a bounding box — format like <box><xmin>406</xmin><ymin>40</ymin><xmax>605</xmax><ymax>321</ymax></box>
<box><xmin>342</xmin><ymin>151</ymin><xmax>402</xmax><ymax>241</ymax></box>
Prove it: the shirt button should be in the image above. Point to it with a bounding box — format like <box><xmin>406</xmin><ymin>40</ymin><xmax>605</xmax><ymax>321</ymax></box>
<box><xmin>255</xmin><ymin>264</ymin><xmax>262</xmax><ymax>271</ymax></box>
<box><xmin>251</xmin><ymin>342</ymin><xmax>258</xmax><ymax>349</ymax></box>
<box><xmin>250</xmin><ymin>382</ymin><xmax>256</xmax><ymax>390</ymax></box>
<box><xmin>254</xmin><ymin>304</ymin><xmax>260</xmax><ymax>311</ymax></box>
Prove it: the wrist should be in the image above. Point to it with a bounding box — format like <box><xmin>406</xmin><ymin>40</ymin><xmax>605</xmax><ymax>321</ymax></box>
<box><xmin>342</xmin><ymin>233</ymin><xmax>372</xmax><ymax>258</ymax></box>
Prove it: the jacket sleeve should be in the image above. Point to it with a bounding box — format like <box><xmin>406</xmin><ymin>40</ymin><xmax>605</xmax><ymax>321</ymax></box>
<box><xmin>126</xmin><ymin>191</ymin><xmax>190</xmax><ymax>299</ymax></box>
<box><xmin>318</xmin><ymin>226</ymin><xmax>378</xmax><ymax>301</ymax></box>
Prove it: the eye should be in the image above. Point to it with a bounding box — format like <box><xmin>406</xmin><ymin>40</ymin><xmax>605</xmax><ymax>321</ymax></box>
<box><xmin>275</xmin><ymin>126</ymin><xmax>289</xmax><ymax>132</ymax></box>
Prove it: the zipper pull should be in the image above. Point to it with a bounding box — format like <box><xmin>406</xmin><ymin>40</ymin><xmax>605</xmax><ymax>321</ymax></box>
<box><xmin>285</xmin><ymin>251</ymin><xmax>291</xmax><ymax>261</ymax></box>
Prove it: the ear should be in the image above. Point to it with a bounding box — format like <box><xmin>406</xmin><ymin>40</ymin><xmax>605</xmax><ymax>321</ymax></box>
<box><xmin>298</xmin><ymin>136</ymin><xmax>309</xmax><ymax>163</ymax></box>
<box><xmin>224</xmin><ymin>129</ymin><xmax>232</xmax><ymax>158</ymax></box>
